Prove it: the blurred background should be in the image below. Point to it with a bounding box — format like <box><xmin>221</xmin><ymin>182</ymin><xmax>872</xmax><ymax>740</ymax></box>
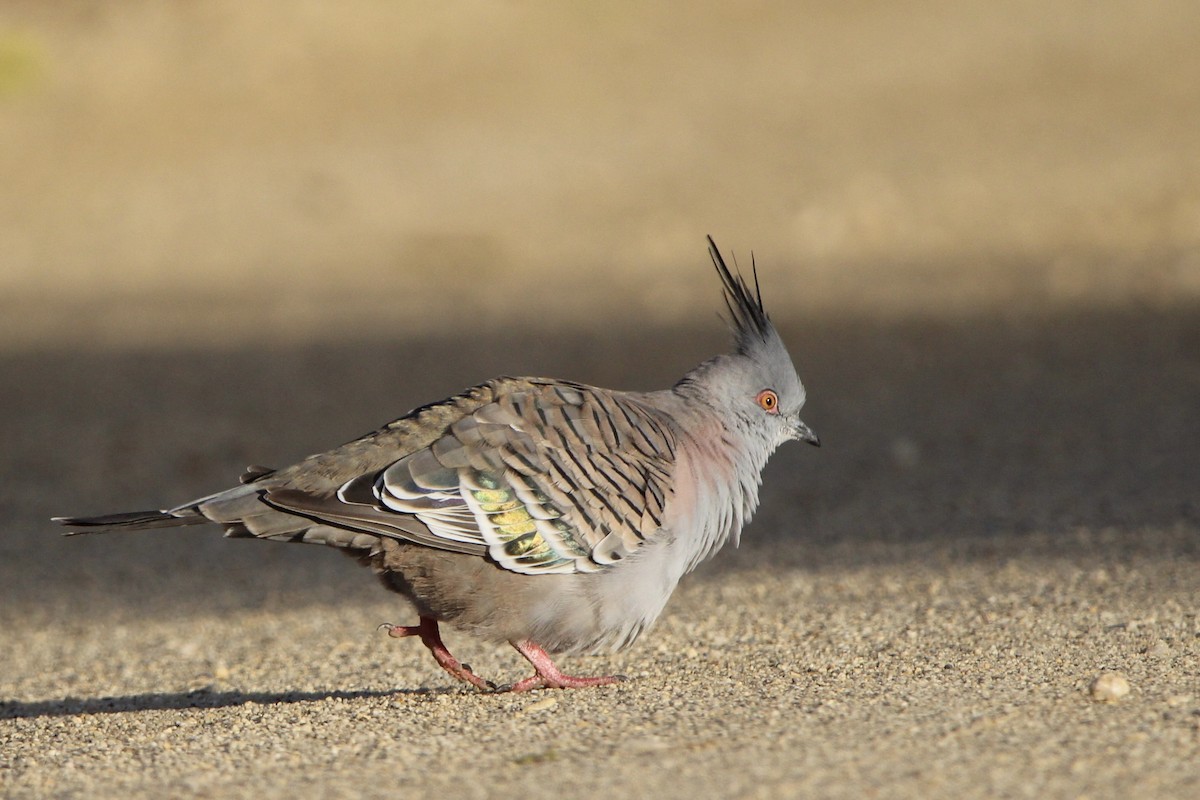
<box><xmin>4</xmin><ymin>6</ymin><xmax>1200</xmax><ymax>793</ymax></box>
<box><xmin>1</xmin><ymin>0</ymin><xmax>1198</xmax><ymax>349</ymax></box>
<box><xmin>1</xmin><ymin>1</ymin><xmax>1197</xmax><ymax>613</ymax></box>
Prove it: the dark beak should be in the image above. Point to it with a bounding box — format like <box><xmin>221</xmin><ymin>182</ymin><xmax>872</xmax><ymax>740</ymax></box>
<box><xmin>793</xmin><ymin>419</ymin><xmax>820</xmax><ymax>447</ymax></box>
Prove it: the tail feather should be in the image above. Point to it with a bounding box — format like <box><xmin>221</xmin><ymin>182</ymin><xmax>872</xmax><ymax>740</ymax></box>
<box><xmin>54</xmin><ymin>509</ymin><xmax>208</xmax><ymax>535</ymax></box>
<box><xmin>55</xmin><ymin>489</ymin><xmax>385</xmax><ymax>557</ymax></box>
<box><xmin>55</xmin><ymin>480</ymin><xmax>386</xmax><ymax>557</ymax></box>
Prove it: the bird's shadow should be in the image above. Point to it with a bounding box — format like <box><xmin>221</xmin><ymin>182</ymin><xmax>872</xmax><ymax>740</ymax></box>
<box><xmin>0</xmin><ymin>686</ymin><xmax>462</xmax><ymax>720</ymax></box>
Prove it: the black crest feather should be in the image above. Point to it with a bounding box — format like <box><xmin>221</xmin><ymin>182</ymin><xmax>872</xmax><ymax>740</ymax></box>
<box><xmin>707</xmin><ymin>235</ymin><xmax>772</xmax><ymax>349</ymax></box>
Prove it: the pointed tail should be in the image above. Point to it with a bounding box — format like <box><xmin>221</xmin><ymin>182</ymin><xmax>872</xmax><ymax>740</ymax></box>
<box><xmin>53</xmin><ymin>508</ymin><xmax>208</xmax><ymax>535</ymax></box>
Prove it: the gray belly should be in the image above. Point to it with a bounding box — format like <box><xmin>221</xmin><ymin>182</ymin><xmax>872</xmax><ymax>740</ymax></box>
<box><xmin>364</xmin><ymin>537</ymin><xmax>681</xmax><ymax>655</ymax></box>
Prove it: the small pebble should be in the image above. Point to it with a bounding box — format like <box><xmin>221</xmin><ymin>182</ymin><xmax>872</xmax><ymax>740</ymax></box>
<box><xmin>520</xmin><ymin>696</ymin><xmax>558</xmax><ymax>715</ymax></box>
<box><xmin>1146</xmin><ymin>640</ymin><xmax>1172</xmax><ymax>658</ymax></box>
<box><xmin>1089</xmin><ymin>672</ymin><xmax>1131</xmax><ymax>702</ymax></box>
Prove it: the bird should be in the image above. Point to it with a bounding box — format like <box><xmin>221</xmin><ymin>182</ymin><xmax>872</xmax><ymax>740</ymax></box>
<box><xmin>55</xmin><ymin>236</ymin><xmax>820</xmax><ymax>693</ymax></box>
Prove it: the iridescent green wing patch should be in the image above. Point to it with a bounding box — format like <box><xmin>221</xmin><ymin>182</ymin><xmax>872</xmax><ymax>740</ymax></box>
<box><xmin>462</xmin><ymin>470</ymin><xmax>594</xmax><ymax>574</ymax></box>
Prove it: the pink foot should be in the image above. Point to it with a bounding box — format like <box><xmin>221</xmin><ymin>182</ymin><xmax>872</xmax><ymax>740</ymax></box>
<box><xmin>379</xmin><ymin>617</ymin><xmax>496</xmax><ymax>692</ymax></box>
<box><xmin>500</xmin><ymin>639</ymin><xmax>627</xmax><ymax>693</ymax></box>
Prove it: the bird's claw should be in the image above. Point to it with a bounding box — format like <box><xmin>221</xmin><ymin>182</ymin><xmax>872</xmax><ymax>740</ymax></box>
<box><xmin>378</xmin><ymin>622</ymin><xmax>416</xmax><ymax>638</ymax></box>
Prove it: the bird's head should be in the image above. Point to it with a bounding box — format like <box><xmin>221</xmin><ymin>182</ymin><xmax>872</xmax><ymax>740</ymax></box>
<box><xmin>681</xmin><ymin>237</ymin><xmax>819</xmax><ymax>450</ymax></box>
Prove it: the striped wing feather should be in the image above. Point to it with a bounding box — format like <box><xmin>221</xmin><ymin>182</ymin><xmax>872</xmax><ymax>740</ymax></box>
<box><xmin>266</xmin><ymin>379</ymin><xmax>677</xmax><ymax>575</ymax></box>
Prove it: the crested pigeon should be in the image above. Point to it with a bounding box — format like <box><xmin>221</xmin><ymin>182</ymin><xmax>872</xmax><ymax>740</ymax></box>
<box><xmin>55</xmin><ymin>237</ymin><xmax>819</xmax><ymax>693</ymax></box>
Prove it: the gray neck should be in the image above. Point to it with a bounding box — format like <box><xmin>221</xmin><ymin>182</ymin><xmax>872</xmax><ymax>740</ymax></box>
<box><xmin>663</xmin><ymin>383</ymin><xmax>777</xmax><ymax>574</ymax></box>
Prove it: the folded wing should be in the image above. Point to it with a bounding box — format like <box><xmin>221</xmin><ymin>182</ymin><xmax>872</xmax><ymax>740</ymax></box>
<box><xmin>263</xmin><ymin>379</ymin><xmax>677</xmax><ymax>575</ymax></box>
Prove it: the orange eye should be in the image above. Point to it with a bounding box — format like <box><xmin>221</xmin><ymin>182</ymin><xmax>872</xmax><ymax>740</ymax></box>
<box><xmin>757</xmin><ymin>389</ymin><xmax>779</xmax><ymax>414</ymax></box>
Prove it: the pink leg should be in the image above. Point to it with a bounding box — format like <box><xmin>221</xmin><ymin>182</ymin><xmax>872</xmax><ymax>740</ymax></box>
<box><xmin>502</xmin><ymin>639</ymin><xmax>626</xmax><ymax>693</ymax></box>
<box><xmin>379</xmin><ymin>617</ymin><xmax>496</xmax><ymax>692</ymax></box>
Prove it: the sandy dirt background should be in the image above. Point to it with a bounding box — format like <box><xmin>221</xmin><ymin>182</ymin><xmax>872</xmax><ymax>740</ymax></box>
<box><xmin>2</xmin><ymin>2</ymin><xmax>1199</xmax><ymax>798</ymax></box>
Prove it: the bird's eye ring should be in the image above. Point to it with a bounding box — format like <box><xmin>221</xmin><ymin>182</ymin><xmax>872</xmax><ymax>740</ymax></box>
<box><xmin>757</xmin><ymin>389</ymin><xmax>779</xmax><ymax>414</ymax></box>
